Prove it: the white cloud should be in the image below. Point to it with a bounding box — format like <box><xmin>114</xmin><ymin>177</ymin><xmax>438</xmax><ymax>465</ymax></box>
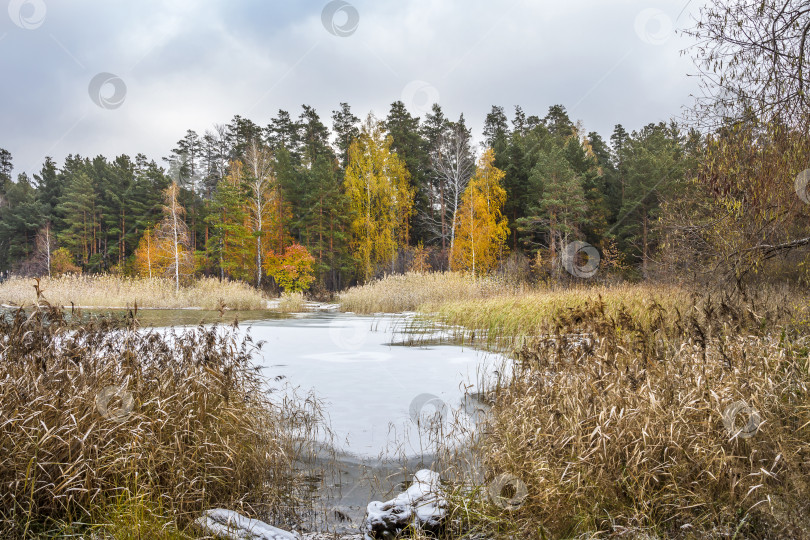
<box><xmin>0</xmin><ymin>0</ymin><xmax>704</xmax><ymax>176</ymax></box>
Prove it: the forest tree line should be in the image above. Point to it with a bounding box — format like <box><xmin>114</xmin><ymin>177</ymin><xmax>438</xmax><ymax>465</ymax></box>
<box><xmin>0</xmin><ymin>101</ymin><xmax>705</xmax><ymax>291</ymax></box>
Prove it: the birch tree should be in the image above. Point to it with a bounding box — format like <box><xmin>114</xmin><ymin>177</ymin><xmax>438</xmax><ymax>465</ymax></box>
<box><xmin>34</xmin><ymin>222</ymin><xmax>53</xmax><ymax>277</ymax></box>
<box><xmin>156</xmin><ymin>182</ymin><xmax>193</xmax><ymax>291</ymax></box>
<box><xmin>424</xmin><ymin>116</ymin><xmax>475</xmax><ymax>260</ymax></box>
<box><xmin>243</xmin><ymin>139</ymin><xmax>276</xmax><ymax>287</ymax></box>
<box><xmin>451</xmin><ymin>149</ymin><xmax>509</xmax><ymax>275</ymax></box>
<box><xmin>344</xmin><ymin>114</ymin><xmax>414</xmax><ymax>281</ymax></box>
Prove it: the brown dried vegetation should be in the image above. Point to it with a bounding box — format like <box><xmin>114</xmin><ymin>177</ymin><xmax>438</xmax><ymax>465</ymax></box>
<box><xmin>0</xmin><ymin>303</ymin><xmax>318</xmax><ymax>537</ymax></box>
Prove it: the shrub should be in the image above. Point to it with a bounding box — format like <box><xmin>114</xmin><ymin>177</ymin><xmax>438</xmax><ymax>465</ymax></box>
<box><xmin>264</xmin><ymin>244</ymin><xmax>316</xmax><ymax>293</ymax></box>
<box><xmin>51</xmin><ymin>247</ymin><xmax>81</xmax><ymax>277</ymax></box>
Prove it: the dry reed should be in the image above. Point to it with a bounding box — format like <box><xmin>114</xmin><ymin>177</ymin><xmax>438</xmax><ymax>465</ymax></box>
<box><xmin>0</xmin><ymin>275</ymin><xmax>268</xmax><ymax>310</ymax></box>
<box><xmin>0</xmin><ymin>303</ymin><xmax>321</xmax><ymax>537</ymax></box>
<box><xmin>338</xmin><ymin>272</ymin><xmax>530</xmax><ymax>314</ymax></box>
<box><xmin>277</xmin><ymin>292</ymin><xmax>307</xmax><ymax>313</ymax></box>
<box><xmin>438</xmin><ymin>291</ymin><xmax>810</xmax><ymax>539</ymax></box>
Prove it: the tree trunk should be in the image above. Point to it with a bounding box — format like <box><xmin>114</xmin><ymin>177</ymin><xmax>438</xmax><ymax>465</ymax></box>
<box><xmin>172</xmin><ymin>196</ymin><xmax>181</xmax><ymax>292</ymax></box>
<box><xmin>642</xmin><ymin>208</ymin><xmax>649</xmax><ymax>279</ymax></box>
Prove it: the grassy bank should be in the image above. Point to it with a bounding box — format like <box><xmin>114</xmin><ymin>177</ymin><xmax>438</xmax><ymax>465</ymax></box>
<box><xmin>338</xmin><ymin>271</ymin><xmax>530</xmax><ymax>314</ymax></box>
<box><xmin>440</xmin><ymin>293</ymin><xmax>810</xmax><ymax>538</ymax></box>
<box><xmin>0</xmin><ymin>305</ymin><xmax>322</xmax><ymax>538</ymax></box>
<box><xmin>340</xmin><ymin>274</ymin><xmax>810</xmax><ymax>538</ymax></box>
<box><xmin>0</xmin><ymin>274</ymin><xmax>268</xmax><ymax>310</ymax></box>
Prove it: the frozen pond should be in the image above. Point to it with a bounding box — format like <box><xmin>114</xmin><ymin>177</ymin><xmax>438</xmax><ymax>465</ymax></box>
<box><xmin>77</xmin><ymin>308</ymin><xmax>503</xmax><ymax>532</ymax></box>
<box><xmin>248</xmin><ymin>313</ymin><xmax>502</xmax><ymax>458</ymax></box>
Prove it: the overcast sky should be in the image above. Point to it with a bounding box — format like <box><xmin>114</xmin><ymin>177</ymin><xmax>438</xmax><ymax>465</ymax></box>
<box><xmin>0</xmin><ymin>0</ymin><xmax>703</xmax><ymax>178</ymax></box>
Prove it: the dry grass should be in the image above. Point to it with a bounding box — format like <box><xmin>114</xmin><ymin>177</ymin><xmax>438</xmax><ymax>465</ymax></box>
<box><xmin>0</xmin><ymin>274</ymin><xmax>268</xmax><ymax>310</ymax></box>
<box><xmin>345</xmin><ymin>273</ymin><xmax>810</xmax><ymax>537</ymax></box>
<box><xmin>437</xmin><ymin>291</ymin><xmax>810</xmax><ymax>539</ymax></box>
<box><xmin>277</xmin><ymin>292</ymin><xmax>307</xmax><ymax>313</ymax></box>
<box><xmin>0</xmin><ymin>303</ymin><xmax>323</xmax><ymax>537</ymax></box>
<box><xmin>338</xmin><ymin>272</ymin><xmax>530</xmax><ymax>314</ymax></box>
<box><xmin>421</xmin><ymin>283</ymin><xmax>692</xmax><ymax>347</ymax></box>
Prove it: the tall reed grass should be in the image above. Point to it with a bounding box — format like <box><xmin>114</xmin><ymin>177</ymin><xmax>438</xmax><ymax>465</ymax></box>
<box><xmin>338</xmin><ymin>272</ymin><xmax>530</xmax><ymax>314</ymax></box>
<box><xmin>0</xmin><ymin>274</ymin><xmax>268</xmax><ymax>310</ymax></box>
<box><xmin>0</xmin><ymin>303</ymin><xmax>321</xmax><ymax>537</ymax></box>
<box><xmin>437</xmin><ymin>292</ymin><xmax>810</xmax><ymax>539</ymax></box>
<box><xmin>423</xmin><ymin>283</ymin><xmax>692</xmax><ymax>346</ymax></box>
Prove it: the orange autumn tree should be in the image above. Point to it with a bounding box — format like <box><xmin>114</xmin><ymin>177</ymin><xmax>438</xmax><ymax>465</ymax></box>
<box><xmin>263</xmin><ymin>243</ymin><xmax>316</xmax><ymax>293</ymax></box>
<box><xmin>134</xmin><ymin>226</ymin><xmax>164</xmax><ymax>278</ymax></box>
<box><xmin>133</xmin><ymin>184</ymin><xmax>194</xmax><ymax>288</ymax></box>
<box><xmin>451</xmin><ymin>148</ymin><xmax>509</xmax><ymax>275</ymax></box>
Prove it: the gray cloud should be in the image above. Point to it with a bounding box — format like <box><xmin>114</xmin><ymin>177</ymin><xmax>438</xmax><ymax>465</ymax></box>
<box><xmin>0</xmin><ymin>0</ymin><xmax>703</xmax><ymax>176</ymax></box>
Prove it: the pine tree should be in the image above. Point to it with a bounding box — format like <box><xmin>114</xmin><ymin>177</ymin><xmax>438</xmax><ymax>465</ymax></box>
<box><xmin>57</xmin><ymin>171</ymin><xmax>96</xmax><ymax>265</ymax></box>
<box><xmin>0</xmin><ymin>173</ymin><xmax>44</xmax><ymax>270</ymax></box>
<box><xmin>331</xmin><ymin>102</ymin><xmax>360</xmax><ymax>170</ymax></box>
<box><xmin>205</xmin><ymin>160</ymin><xmax>254</xmax><ymax>281</ymax></box>
<box><xmin>518</xmin><ymin>144</ymin><xmax>587</xmax><ymax>275</ymax></box>
<box><xmin>384</xmin><ymin>101</ymin><xmax>428</xmax><ymax>243</ymax></box>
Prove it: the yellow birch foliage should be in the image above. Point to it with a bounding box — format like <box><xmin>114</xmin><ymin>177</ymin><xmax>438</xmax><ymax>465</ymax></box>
<box><xmin>344</xmin><ymin>114</ymin><xmax>414</xmax><ymax>281</ymax></box>
<box><xmin>134</xmin><ymin>227</ymin><xmax>164</xmax><ymax>278</ymax></box>
<box><xmin>451</xmin><ymin>148</ymin><xmax>509</xmax><ymax>275</ymax></box>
